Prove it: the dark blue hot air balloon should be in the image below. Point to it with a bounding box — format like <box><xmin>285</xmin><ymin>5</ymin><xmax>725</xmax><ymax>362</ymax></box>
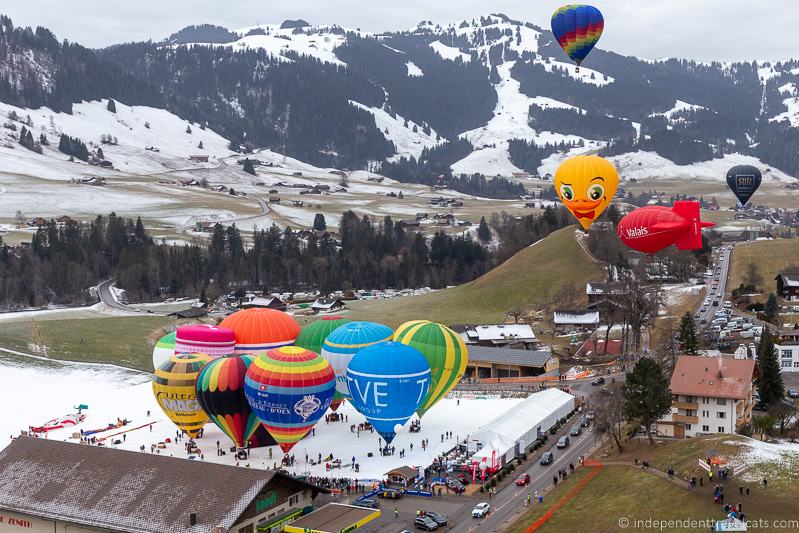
<box><xmin>551</xmin><ymin>4</ymin><xmax>604</xmax><ymax>68</ymax></box>
<box><xmin>726</xmin><ymin>165</ymin><xmax>762</xmax><ymax>207</ymax></box>
<box><xmin>345</xmin><ymin>341</ymin><xmax>431</xmax><ymax>444</ymax></box>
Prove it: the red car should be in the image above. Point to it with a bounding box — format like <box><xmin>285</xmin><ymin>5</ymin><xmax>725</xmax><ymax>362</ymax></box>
<box><xmin>515</xmin><ymin>473</ymin><xmax>530</xmax><ymax>486</ymax></box>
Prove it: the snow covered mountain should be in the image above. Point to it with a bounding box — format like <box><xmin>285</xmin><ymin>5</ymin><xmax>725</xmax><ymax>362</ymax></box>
<box><xmin>3</xmin><ymin>13</ymin><xmax>799</xmax><ymax>183</ymax></box>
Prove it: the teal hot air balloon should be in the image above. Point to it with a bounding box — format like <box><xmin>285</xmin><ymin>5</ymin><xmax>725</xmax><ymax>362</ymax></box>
<box><xmin>551</xmin><ymin>5</ymin><xmax>604</xmax><ymax>68</ymax></box>
<box><xmin>295</xmin><ymin>316</ymin><xmax>351</xmax><ymax>355</ymax></box>
<box><xmin>346</xmin><ymin>341</ymin><xmax>431</xmax><ymax>444</ymax></box>
<box><xmin>320</xmin><ymin>321</ymin><xmax>393</xmax><ymax>401</ymax></box>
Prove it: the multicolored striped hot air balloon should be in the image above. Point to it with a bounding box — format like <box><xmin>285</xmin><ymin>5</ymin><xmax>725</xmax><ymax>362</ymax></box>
<box><xmin>320</xmin><ymin>321</ymin><xmax>393</xmax><ymax>400</ymax></box>
<box><xmin>394</xmin><ymin>320</ymin><xmax>468</xmax><ymax>417</ymax></box>
<box><xmin>346</xmin><ymin>341</ymin><xmax>431</xmax><ymax>444</ymax></box>
<box><xmin>296</xmin><ymin>316</ymin><xmax>352</xmax><ymax>411</ymax></box>
<box><xmin>152</xmin><ymin>353</ymin><xmax>211</xmax><ymax>439</ymax></box>
<box><xmin>196</xmin><ymin>355</ymin><xmax>263</xmax><ymax>449</ymax></box>
<box><xmin>551</xmin><ymin>4</ymin><xmax>604</xmax><ymax>68</ymax></box>
<box><xmin>244</xmin><ymin>346</ymin><xmax>335</xmax><ymax>453</ymax></box>
<box><xmin>152</xmin><ymin>331</ymin><xmax>176</xmax><ymax>370</ymax></box>
<box><xmin>220</xmin><ymin>308</ymin><xmax>300</xmax><ymax>356</ymax></box>
<box><xmin>175</xmin><ymin>324</ymin><xmax>236</xmax><ymax>358</ymax></box>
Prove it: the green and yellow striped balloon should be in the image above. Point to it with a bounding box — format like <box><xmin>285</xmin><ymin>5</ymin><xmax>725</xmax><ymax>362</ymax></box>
<box><xmin>393</xmin><ymin>320</ymin><xmax>468</xmax><ymax>417</ymax></box>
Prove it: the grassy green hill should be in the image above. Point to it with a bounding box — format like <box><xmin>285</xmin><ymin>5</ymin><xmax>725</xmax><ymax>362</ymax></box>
<box><xmin>345</xmin><ymin>225</ymin><xmax>604</xmax><ymax>327</ymax></box>
<box><xmin>729</xmin><ymin>238</ymin><xmax>799</xmax><ymax>294</ymax></box>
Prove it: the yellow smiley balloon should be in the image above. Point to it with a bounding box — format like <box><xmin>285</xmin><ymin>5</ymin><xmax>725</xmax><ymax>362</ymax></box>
<box><xmin>554</xmin><ymin>155</ymin><xmax>619</xmax><ymax>231</ymax></box>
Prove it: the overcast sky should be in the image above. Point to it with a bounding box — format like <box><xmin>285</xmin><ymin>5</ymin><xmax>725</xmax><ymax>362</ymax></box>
<box><xmin>2</xmin><ymin>0</ymin><xmax>796</xmax><ymax>62</ymax></box>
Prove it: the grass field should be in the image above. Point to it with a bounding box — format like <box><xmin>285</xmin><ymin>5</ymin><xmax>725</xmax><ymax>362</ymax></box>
<box><xmin>729</xmin><ymin>238</ymin><xmax>799</xmax><ymax>294</ymax></box>
<box><xmin>343</xmin><ymin>226</ymin><xmax>605</xmax><ymax>327</ymax></box>
<box><xmin>0</xmin><ymin>315</ymin><xmax>176</xmax><ymax>371</ymax></box>
<box><xmin>506</xmin><ymin>465</ymin><xmax>718</xmax><ymax>533</ymax></box>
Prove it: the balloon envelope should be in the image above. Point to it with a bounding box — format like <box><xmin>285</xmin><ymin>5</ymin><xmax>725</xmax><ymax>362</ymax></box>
<box><xmin>551</xmin><ymin>4</ymin><xmax>604</xmax><ymax>66</ymax></box>
<box><xmin>726</xmin><ymin>165</ymin><xmax>762</xmax><ymax>206</ymax></box>
<box><xmin>220</xmin><ymin>308</ymin><xmax>300</xmax><ymax>355</ymax></box>
<box><xmin>345</xmin><ymin>341</ymin><xmax>431</xmax><ymax>444</ymax></box>
<box><xmin>196</xmin><ymin>355</ymin><xmax>261</xmax><ymax>449</ymax></box>
<box><xmin>175</xmin><ymin>324</ymin><xmax>236</xmax><ymax>358</ymax></box>
<box><xmin>152</xmin><ymin>353</ymin><xmax>211</xmax><ymax>439</ymax></box>
<box><xmin>321</xmin><ymin>321</ymin><xmax>393</xmax><ymax>400</ymax></box>
<box><xmin>617</xmin><ymin>201</ymin><xmax>714</xmax><ymax>254</ymax></box>
<box><xmin>295</xmin><ymin>316</ymin><xmax>351</xmax><ymax>355</ymax></box>
<box><xmin>554</xmin><ymin>155</ymin><xmax>619</xmax><ymax>231</ymax></box>
<box><xmin>245</xmin><ymin>346</ymin><xmax>335</xmax><ymax>453</ymax></box>
<box><xmin>152</xmin><ymin>331</ymin><xmax>175</xmax><ymax>370</ymax></box>
<box><xmin>393</xmin><ymin>320</ymin><xmax>468</xmax><ymax>417</ymax></box>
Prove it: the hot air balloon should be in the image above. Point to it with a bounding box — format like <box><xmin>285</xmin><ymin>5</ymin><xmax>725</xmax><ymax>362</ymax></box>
<box><xmin>244</xmin><ymin>346</ymin><xmax>335</xmax><ymax>453</ymax></box>
<box><xmin>726</xmin><ymin>165</ymin><xmax>762</xmax><ymax>207</ymax></box>
<box><xmin>152</xmin><ymin>331</ymin><xmax>175</xmax><ymax>370</ymax></box>
<box><xmin>618</xmin><ymin>201</ymin><xmax>715</xmax><ymax>254</ymax></box>
<box><xmin>345</xmin><ymin>341</ymin><xmax>431</xmax><ymax>444</ymax></box>
<box><xmin>295</xmin><ymin>316</ymin><xmax>351</xmax><ymax>355</ymax></box>
<box><xmin>551</xmin><ymin>4</ymin><xmax>604</xmax><ymax>69</ymax></box>
<box><xmin>393</xmin><ymin>320</ymin><xmax>468</xmax><ymax>417</ymax></box>
<box><xmin>175</xmin><ymin>324</ymin><xmax>236</xmax><ymax>358</ymax></box>
<box><xmin>220</xmin><ymin>308</ymin><xmax>300</xmax><ymax>356</ymax></box>
<box><xmin>196</xmin><ymin>355</ymin><xmax>262</xmax><ymax>449</ymax></box>
<box><xmin>554</xmin><ymin>155</ymin><xmax>619</xmax><ymax>231</ymax></box>
<box><xmin>152</xmin><ymin>353</ymin><xmax>211</xmax><ymax>439</ymax></box>
<box><xmin>321</xmin><ymin>321</ymin><xmax>393</xmax><ymax>400</ymax></box>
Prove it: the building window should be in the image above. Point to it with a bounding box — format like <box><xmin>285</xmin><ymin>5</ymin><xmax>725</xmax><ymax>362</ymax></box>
<box><xmin>686</xmin><ymin>424</ymin><xmax>692</xmax><ymax>430</ymax></box>
<box><xmin>289</xmin><ymin>495</ymin><xmax>299</xmax><ymax>506</ymax></box>
<box><xmin>702</xmin><ymin>397</ymin><xmax>709</xmax><ymax>404</ymax></box>
<box><xmin>716</xmin><ymin>398</ymin><xmax>726</xmax><ymax>406</ymax></box>
<box><xmin>794</xmin><ymin>362</ymin><xmax>799</xmax><ymax>368</ymax></box>
<box><xmin>238</xmin><ymin>525</ymin><xmax>254</xmax><ymax>533</ymax></box>
<box><xmin>717</xmin><ymin>412</ymin><xmax>726</xmax><ymax>419</ymax></box>
<box><xmin>781</xmin><ymin>350</ymin><xmax>792</xmax><ymax>358</ymax></box>
<box><xmin>702</xmin><ymin>425</ymin><xmax>709</xmax><ymax>432</ymax></box>
<box><xmin>782</xmin><ymin>361</ymin><xmax>793</xmax><ymax>368</ymax></box>
<box><xmin>702</xmin><ymin>410</ymin><xmax>709</xmax><ymax>417</ymax></box>
<box><xmin>718</xmin><ymin>427</ymin><xmax>725</xmax><ymax>433</ymax></box>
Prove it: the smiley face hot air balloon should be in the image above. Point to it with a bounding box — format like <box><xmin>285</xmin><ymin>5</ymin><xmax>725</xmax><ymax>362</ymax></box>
<box><xmin>726</xmin><ymin>165</ymin><xmax>762</xmax><ymax>207</ymax></box>
<box><xmin>152</xmin><ymin>331</ymin><xmax>175</xmax><ymax>370</ymax></box>
<box><xmin>551</xmin><ymin>4</ymin><xmax>604</xmax><ymax>68</ymax></box>
<box><xmin>196</xmin><ymin>355</ymin><xmax>264</xmax><ymax>449</ymax></box>
<box><xmin>346</xmin><ymin>341</ymin><xmax>431</xmax><ymax>444</ymax></box>
<box><xmin>394</xmin><ymin>320</ymin><xmax>468</xmax><ymax>417</ymax></box>
<box><xmin>554</xmin><ymin>155</ymin><xmax>619</xmax><ymax>231</ymax></box>
<box><xmin>152</xmin><ymin>353</ymin><xmax>211</xmax><ymax>439</ymax></box>
<box><xmin>220</xmin><ymin>308</ymin><xmax>300</xmax><ymax>356</ymax></box>
<box><xmin>245</xmin><ymin>346</ymin><xmax>335</xmax><ymax>453</ymax></box>
<box><xmin>321</xmin><ymin>321</ymin><xmax>393</xmax><ymax>401</ymax></box>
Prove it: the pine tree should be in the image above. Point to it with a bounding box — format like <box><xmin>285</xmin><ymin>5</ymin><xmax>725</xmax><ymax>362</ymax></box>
<box><xmin>313</xmin><ymin>213</ymin><xmax>327</xmax><ymax>231</ymax></box>
<box><xmin>757</xmin><ymin>328</ymin><xmax>784</xmax><ymax>407</ymax></box>
<box><xmin>242</xmin><ymin>158</ymin><xmax>256</xmax><ymax>175</ymax></box>
<box><xmin>197</xmin><ymin>141</ymin><xmax>204</xmax><ymax>149</ymax></box>
<box><xmin>677</xmin><ymin>312</ymin><xmax>699</xmax><ymax>355</ymax></box>
<box><xmin>106</xmin><ymin>99</ymin><xmax>117</xmax><ymax>113</ymax></box>
<box><xmin>186</xmin><ymin>125</ymin><xmax>193</xmax><ymax>134</ymax></box>
<box><xmin>622</xmin><ymin>357</ymin><xmax>672</xmax><ymax>445</ymax></box>
<box><xmin>477</xmin><ymin>216</ymin><xmax>491</xmax><ymax>242</ymax></box>
<box><xmin>764</xmin><ymin>293</ymin><xmax>778</xmax><ymax>322</ymax></box>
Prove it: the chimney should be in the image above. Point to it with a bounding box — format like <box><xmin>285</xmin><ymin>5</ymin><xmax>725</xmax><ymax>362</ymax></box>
<box><xmin>189</xmin><ymin>513</ymin><xmax>197</xmax><ymax>526</ymax></box>
<box><xmin>717</xmin><ymin>357</ymin><xmax>723</xmax><ymax>379</ymax></box>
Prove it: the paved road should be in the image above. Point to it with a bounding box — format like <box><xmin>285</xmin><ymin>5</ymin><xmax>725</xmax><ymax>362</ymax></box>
<box><xmin>697</xmin><ymin>244</ymin><xmax>734</xmax><ymax>324</ymax></box>
<box><xmin>97</xmin><ymin>279</ymin><xmax>133</xmax><ymax>311</ymax></box>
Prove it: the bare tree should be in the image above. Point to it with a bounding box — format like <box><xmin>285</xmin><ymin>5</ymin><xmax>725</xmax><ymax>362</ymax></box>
<box><xmin>553</xmin><ymin>282</ymin><xmax>581</xmax><ymax>310</ymax></box>
<box><xmin>593</xmin><ymin>388</ymin><xmax>626</xmax><ymax>453</ymax></box>
<box><xmin>770</xmin><ymin>399</ymin><xmax>797</xmax><ymax>435</ymax></box>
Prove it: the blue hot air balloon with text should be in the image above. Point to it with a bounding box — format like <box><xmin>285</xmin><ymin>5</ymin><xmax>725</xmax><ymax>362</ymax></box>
<box><xmin>726</xmin><ymin>165</ymin><xmax>762</xmax><ymax>207</ymax></box>
<box><xmin>345</xmin><ymin>341</ymin><xmax>431</xmax><ymax>444</ymax></box>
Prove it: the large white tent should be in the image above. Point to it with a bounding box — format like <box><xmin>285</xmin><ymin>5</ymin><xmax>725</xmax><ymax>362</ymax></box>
<box><xmin>468</xmin><ymin>388</ymin><xmax>575</xmax><ymax>467</ymax></box>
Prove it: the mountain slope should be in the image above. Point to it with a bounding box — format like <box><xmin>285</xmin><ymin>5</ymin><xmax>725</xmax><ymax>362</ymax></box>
<box><xmin>346</xmin><ymin>225</ymin><xmax>604</xmax><ymax>327</ymax></box>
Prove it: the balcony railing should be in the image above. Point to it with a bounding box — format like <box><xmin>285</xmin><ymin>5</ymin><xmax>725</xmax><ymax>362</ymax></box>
<box><xmin>673</xmin><ymin>414</ymin><xmax>699</xmax><ymax>424</ymax></box>
<box><xmin>672</xmin><ymin>401</ymin><xmax>699</xmax><ymax>411</ymax></box>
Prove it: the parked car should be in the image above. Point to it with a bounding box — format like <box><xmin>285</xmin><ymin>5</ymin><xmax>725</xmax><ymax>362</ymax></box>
<box><xmin>787</xmin><ymin>389</ymin><xmax>799</xmax><ymax>399</ymax></box>
<box><xmin>570</xmin><ymin>425</ymin><xmax>582</xmax><ymax>436</ymax></box>
<box><xmin>540</xmin><ymin>451</ymin><xmax>554</xmax><ymax>465</ymax></box>
<box><xmin>579</xmin><ymin>416</ymin><xmax>589</xmax><ymax>427</ymax></box>
<box><xmin>456</xmin><ymin>472</ymin><xmax>471</xmax><ymax>485</ymax></box>
<box><xmin>472</xmin><ymin>503</ymin><xmax>490</xmax><ymax>518</ymax></box>
<box><xmin>753</xmin><ymin>401</ymin><xmax>767</xmax><ymax>412</ymax></box>
<box><xmin>591</xmin><ymin>376</ymin><xmax>606</xmax><ymax>386</ymax></box>
<box><xmin>515</xmin><ymin>473</ymin><xmax>531</xmax><ymax>486</ymax></box>
<box><xmin>380</xmin><ymin>488</ymin><xmax>403</xmax><ymax>499</ymax></box>
<box><xmin>446</xmin><ymin>478</ymin><xmax>464</xmax><ymax>494</ymax></box>
<box><xmin>414</xmin><ymin>516</ymin><xmax>438</xmax><ymax>530</ymax></box>
<box><xmin>425</xmin><ymin>512</ymin><xmax>448</xmax><ymax>527</ymax></box>
<box><xmin>586</xmin><ymin>410</ymin><xmax>595</xmax><ymax>420</ymax></box>
<box><xmin>557</xmin><ymin>436</ymin><xmax>570</xmax><ymax>449</ymax></box>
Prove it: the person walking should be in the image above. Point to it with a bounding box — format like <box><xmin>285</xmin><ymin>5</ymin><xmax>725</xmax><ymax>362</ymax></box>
<box><xmin>394</xmin><ymin>507</ymin><xmax>399</xmax><ymax>519</ymax></box>
<box><xmin>763</xmin><ymin>478</ymin><xmax>768</xmax><ymax>490</ymax></box>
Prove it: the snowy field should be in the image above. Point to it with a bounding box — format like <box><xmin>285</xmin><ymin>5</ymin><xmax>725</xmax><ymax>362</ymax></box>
<box><xmin>723</xmin><ymin>438</ymin><xmax>799</xmax><ymax>484</ymax></box>
<box><xmin>1</xmin><ymin>352</ymin><xmax>524</xmax><ymax>482</ymax></box>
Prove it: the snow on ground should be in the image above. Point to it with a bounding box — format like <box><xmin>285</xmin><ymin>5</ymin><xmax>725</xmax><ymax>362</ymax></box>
<box><xmin>0</xmin><ymin>352</ymin><xmax>524</xmax><ymax>482</ymax></box>
<box><xmin>0</xmin><ymin>99</ymin><xmax>234</xmax><ymax>177</ymax></box>
<box><xmin>605</xmin><ymin>151</ymin><xmax>796</xmax><ymax>183</ymax></box>
<box><xmin>769</xmin><ymin>96</ymin><xmax>799</xmax><ymax>127</ymax></box>
<box><xmin>533</xmin><ymin>58</ymin><xmax>614</xmax><ymax>86</ymax></box>
<box><xmin>528</xmin><ymin>96</ymin><xmax>581</xmax><ymax>111</ymax></box>
<box><xmin>723</xmin><ymin>438</ymin><xmax>799</xmax><ymax>483</ymax></box>
<box><xmin>349</xmin><ymin>101</ymin><xmax>443</xmax><ymax>161</ymax></box>
<box><xmin>406</xmin><ymin>61</ymin><xmax>423</xmax><ymax>77</ymax></box>
<box><xmin>649</xmin><ymin>100</ymin><xmax>707</xmax><ymax>120</ymax></box>
<box><xmin>757</xmin><ymin>64</ymin><xmax>779</xmax><ymax>84</ymax></box>
<box><xmin>778</xmin><ymin>83</ymin><xmax>797</xmax><ymax>97</ymax></box>
<box><xmin>454</xmin><ymin>61</ymin><xmax>593</xmax><ymax>177</ymax></box>
<box><xmin>429</xmin><ymin>40</ymin><xmax>472</xmax><ymax>63</ymax></box>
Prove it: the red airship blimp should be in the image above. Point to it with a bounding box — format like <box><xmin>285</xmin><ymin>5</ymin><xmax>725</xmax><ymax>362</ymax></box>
<box><xmin>617</xmin><ymin>201</ymin><xmax>715</xmax><ymax>254</ymax></box>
